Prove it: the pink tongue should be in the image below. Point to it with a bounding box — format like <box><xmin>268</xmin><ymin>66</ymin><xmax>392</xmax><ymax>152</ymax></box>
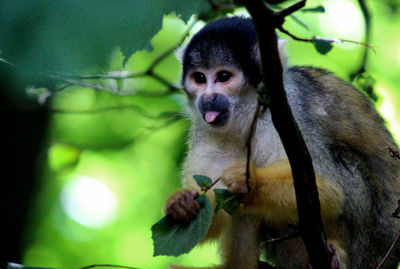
<box><xmin>205</xmin><ymin>111</ymin><xmax>220</xmax><ymax>123</ymax></box>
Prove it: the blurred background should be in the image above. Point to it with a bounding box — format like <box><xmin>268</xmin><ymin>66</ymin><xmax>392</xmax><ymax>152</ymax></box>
<box><xmin>1</xmin><ymin>0</ymin><xmax>399</xmax><ymax>268</ymax></box>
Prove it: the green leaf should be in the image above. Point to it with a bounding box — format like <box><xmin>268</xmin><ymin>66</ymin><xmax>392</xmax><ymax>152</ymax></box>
<box><xmin>214</xmin><ymin>188</ymin><xmax>231</xmax><ymax>200</ymax></box>
<box><xmin>214</xmin><ymin>188</ymin><xmax>230</xmax><ymax>214</ymax></box>
<box><xmin>223</xmin><ymin>195</ymin><xmax>243</xmax><ymax>215</ymax></box>
<box><xmin>215</xmin><ymin>199</ymin><xmax>224</xmax><ymax>214</ymax></box>
<box><xmin>0</xmin><ymin>0</ymin><xmax>212</xmax><ymax>91</ymax></box>
<box><xmin>213</xmin><ymin>188</ymin><xmax>243</xmax><ymax>215</ymax></box>
<box><xmin>311</xmin><ymin>38</ymin><xmax>333</xmax><ymax>55</ymax></box>
<box><xmin>301</xmin><ymin>5</ymin><xmax>325</xmax><ymax>13</ymax></box>
<box><xmin>193</xmin><ymin>175</ymin><xmax>212</xmax><ymax>188</ymax></box>
<box><xmin>290</xmin><ymin>15</ymin><xmax>310</xmax><ymax>30</ymax></box>
<box><xmin>152</xmin><ymin>194</ymin><xmax>213</xmax><ymax>257</ymax></box>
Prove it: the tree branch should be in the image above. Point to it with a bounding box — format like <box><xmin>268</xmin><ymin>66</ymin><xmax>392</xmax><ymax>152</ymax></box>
<box><xmin>275</xmin><ymin>0</ymin><xmax>306</xmax><ymax>19</ymax></box>
<box><xmin>375</xmin><ymin>234</ymin><xmax>400</xmax><ymax>269</ymax></box>
<box><xmin>350</xmin><ymin>0</ymin><xmax>371</xmax><ymax>80</ymax></box>
<box><xmin>243</xmin><ymin>0</ymin><xmax>332</xmax><ymax>268</ymax></box>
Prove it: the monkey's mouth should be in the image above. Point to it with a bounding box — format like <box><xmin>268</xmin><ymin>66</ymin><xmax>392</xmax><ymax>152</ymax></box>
<box><xmin>203</xmin><ymin>110</ymin><xmax>229</xmax><ymax>126</ymax></box>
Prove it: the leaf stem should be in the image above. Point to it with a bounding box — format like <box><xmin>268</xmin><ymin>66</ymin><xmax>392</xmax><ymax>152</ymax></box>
<box><xmin>202</xmin><ymin>178</ymin><xmax>221</xmax><ymax>193</ymax></box>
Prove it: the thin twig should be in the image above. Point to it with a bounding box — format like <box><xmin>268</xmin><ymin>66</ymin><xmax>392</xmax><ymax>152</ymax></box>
<box><xmin>48</xmin><ymin>75</ymin><xmax>113</xmax><ymax>92</ymax></box>
<box><xmin>51</xmin><ymin>105</ymin><xmax>181</xmax><ymax>120</ymax></box>
<box><xmin>147</xmin><ymin>18</ymin><xmax>198</xmax><ymax>72</ymax></box>
<box><xmin>0</xmin><ymin>57</ymin><xmax>17</xmax><ymax>68</ymax></box>
<box><xmin>350</xmin><ymin>0</ymin><xmax>371</xmax><ymax>80</ymax></box>
<box><xmin>1</xmin><ymin>18</ymin><xmax>197</xmax><ymax>96</ymax></box>
<box><xmin>51</xmin><ymin>112</ymin><xmax>184</xmax><ymax>150</ymax></box>
<box><xmin>276</xmin><ymin>0</ymin><xmax>306</xmax><ymax>19</ymax></box>
<box><xmin>375</xmin><ymin>234</ymin><xmax>400</xmax><ymax>269</ymax></box>
<box><xmin>51</xmin><ymin>70</ymin><xmax>146</xmax><ymax>80</ymax></box>
<box><xmin>147</xmin><ymin>70</ymin><xmax>181</xmax><ymax>92</ymax></box>
<box><xmin>263</xmin><ymin>229</ymin><xmax>300</xmax><ymax>245</ymax></box>
<box><xmin>278</xmin><ymin>27</ymin><xmax>376</xmax><ymax>53</ymax></box>
<box><xmin>145</xmin><ymin>114</ymin><xmax>184</xmax><ymax>130</ymax></box>
<box><xmin>202</xmin><ymin>178</ymin><xmax>221</xmax><ymax>193</ymax></box>
<box><xmin>244</xmin><ymin>101</ymin><xmax>262</xmax><ymax>192</ymax></box>
<box><xmin>80</xmin><ymin>264</ymin><xmax>141</xmax><ymax>269</ymax></box>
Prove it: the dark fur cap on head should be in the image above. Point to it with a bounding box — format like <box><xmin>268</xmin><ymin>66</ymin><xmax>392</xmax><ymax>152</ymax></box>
<box><xmin>182</xmin><ymin>16</ymin><xmax>262</xmax><ymax>86</ymax></box>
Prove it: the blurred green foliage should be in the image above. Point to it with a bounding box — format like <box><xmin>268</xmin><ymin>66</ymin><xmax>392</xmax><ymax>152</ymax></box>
<box><xmin>1</xmin><ymin>0</ymin><xmax>398</xmax><ymax>268</ymax></box>
<box><xmin>22</xmin><ymin>15</ymin><xmax>220</xmax><ymax>269</ymax></box>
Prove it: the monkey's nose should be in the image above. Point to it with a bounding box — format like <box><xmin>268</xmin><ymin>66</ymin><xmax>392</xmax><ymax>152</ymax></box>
<box><xmin>201</xmin><ymin>93</ymin><xmax>219</xmax><ymax>104</ymax></box>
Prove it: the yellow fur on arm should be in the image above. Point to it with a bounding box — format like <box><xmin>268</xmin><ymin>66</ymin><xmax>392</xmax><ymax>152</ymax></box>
<box><xmin>245</xmin><ymin>160</ymin><xmax>344</xmax><ymax>223</ymax></box>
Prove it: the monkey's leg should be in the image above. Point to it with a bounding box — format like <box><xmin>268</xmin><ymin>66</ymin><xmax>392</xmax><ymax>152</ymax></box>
<box><xmin>220</xmin><ymin>213</ymin><xmax>262</xmax><ymax>269</ymax></box>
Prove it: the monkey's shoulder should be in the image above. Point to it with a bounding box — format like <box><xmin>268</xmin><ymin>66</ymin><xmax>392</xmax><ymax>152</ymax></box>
<box><xmin>285</xmin><ymin>66</ymin><xmax>361</xmax><ymax>99</ymax></box>
<box><xmin>284</xmin><ymin>66</ymin><xmax>382</xmax><ymax>128</ymax></box>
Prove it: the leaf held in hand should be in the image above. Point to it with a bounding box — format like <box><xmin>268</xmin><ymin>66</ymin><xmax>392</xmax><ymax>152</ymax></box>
<box><xmin>151</xmin><ymin>194</ymin><xmax>213</xmax><ymax>257</ymax></box>
<box><xmin>193</xmin><ymin>175</ymin><xmax>212</xmax><ymax>188</ymax></box>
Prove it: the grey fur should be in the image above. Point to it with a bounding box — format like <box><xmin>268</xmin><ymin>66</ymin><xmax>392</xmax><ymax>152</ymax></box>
<box><xmin>182</xmin><ymin>66</ymin><xmax>400</xmax><ymax>268</ymax></box>
<box><xmin>177</xmin><ymin>16</ymin><xmax>400</xmax><ymax>269</ymax></box>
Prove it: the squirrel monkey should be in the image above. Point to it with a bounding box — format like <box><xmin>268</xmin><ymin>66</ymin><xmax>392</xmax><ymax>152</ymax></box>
<box><xmin>165</xmin><ymin>16</ymin><xmax>400</xmax><ymax>268</ymax></box>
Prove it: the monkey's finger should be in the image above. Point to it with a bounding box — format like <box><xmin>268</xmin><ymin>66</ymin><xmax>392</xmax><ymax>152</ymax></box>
<box><xmin>169</xmin><ymin>203</ymin><xmax>191</xmax><ymax>223</ymax></box>
<box><xmin>189</xmin><ymin>190</ymin><xmax>199</xmax><ymax>198</ymax></box>
<box><xmin>182</xmin><ymin>192</ymin><xmax>201</xmax><ymax>209</ymax></box>
<box><xmin>181</xmin><ymin>190</ymin><xmax>196</xmax><ymax>201</ymax></box>
<box><xmin>178</xmin><ymin>198</ymin><xmax>199</xmax><ymax>217</ymax></box>
<box><xmin>166</xmin><ymin>197</ymin><xmax>188</xmax><ymax>218</ymax></box>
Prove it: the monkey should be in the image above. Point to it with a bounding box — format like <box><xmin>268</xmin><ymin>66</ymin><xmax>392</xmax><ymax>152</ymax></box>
<box><xmin>164</xmin><ymin>16</ymin><xmax>400</xmax><ymax>268</ymax></box>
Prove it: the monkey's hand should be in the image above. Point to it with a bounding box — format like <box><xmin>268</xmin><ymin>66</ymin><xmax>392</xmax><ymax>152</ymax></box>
<box><xmin>165</xmin><ymin>190</ymin><xmax>200</xmax><ymax>223</ymax></box>
<box><xmin>221</xmin><ymin>159</ymin><xmax>249</xmax><ymax>194</ymax></box>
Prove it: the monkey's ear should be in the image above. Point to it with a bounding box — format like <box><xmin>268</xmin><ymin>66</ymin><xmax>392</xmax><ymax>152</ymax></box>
<box><xmin>278</xmin><ymin>39</ymin><xmax>288</xmax><ymax>70</ymax></box>
<box><xmin>252</xmin><ymin>39</ymin><xmax>289</xmax><ymax>72</ymax></box>
<box><xmin>175</xmin><ymin>44</ymin><xmax>186</xmax><ymax>64</ymax></box>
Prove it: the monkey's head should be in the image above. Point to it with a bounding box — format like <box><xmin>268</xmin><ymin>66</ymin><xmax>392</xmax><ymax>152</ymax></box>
<box><xmin>181</xmin><ymin>17</ymin><xmax>262</xmax><ymax>132</ymax></box>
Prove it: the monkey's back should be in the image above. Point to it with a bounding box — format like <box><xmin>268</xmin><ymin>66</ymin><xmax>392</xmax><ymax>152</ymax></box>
<box><xmin>283</xmin><ymin>66</ymin><xmax>400</xmax><ymax>268</ymax></box>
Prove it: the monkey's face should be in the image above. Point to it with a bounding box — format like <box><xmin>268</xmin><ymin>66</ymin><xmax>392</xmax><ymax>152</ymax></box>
<box><xmin>184</xmin><ymin>66</ymin><xmax>248</xmax><ymax>129</ymax></box>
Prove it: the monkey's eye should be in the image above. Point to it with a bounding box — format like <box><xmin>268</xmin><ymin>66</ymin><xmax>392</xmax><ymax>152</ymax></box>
<box><xmin>192</xmin><ymin>72</ymin><xmax>206</xmax><ymax>84</ymax></box>
<box><xmin>216</xmin><ymin>71</ymin><xmax>232</xmax><ymax>83</ymax></box>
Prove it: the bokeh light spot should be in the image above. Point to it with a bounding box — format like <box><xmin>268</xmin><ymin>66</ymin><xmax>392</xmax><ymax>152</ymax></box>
<box><xmin>60</xmin><ymin>175</ymin><xmax>118</xmax><ymax>228</ymax></box>
<box><xmin>318</xmin><ymin>0</ymin><xmax>364</xmax><ymax>41</ymax></box>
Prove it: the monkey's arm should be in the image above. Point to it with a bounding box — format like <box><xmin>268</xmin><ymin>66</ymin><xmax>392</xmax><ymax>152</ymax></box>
<box><xmin>165</xmin><ymin>144</ymin><xmax>231</xmax><ymax>242</ymax></box>
<box><xmin>222</xmin><ymin>159</ymin><xmax>344</xmax><ymax>223</ymax></box>
<box><xmin>165</xmin><ymin>186</ymin><xmax>230</xmax><ymax>242</ymax></box>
